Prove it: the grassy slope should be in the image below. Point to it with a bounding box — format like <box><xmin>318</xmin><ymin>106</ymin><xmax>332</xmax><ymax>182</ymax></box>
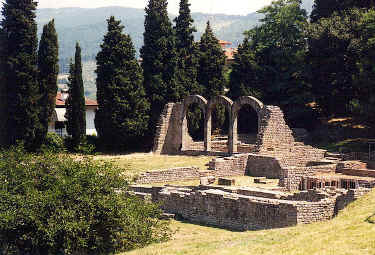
<box><xmin>95</xmin><ymin>154</ymin><xmax>214</xmax><ymax>179</ymax></box>
<box><xmin>123</xmin><ymin>189</ymin><xmax>375</xmax><ymax>255</ymax></box>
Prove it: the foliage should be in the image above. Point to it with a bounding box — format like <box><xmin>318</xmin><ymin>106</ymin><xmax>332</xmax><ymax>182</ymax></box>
<box><xmin>310</xmin><ymin>0</ymin><xmax>375</xmax><ymax>22</ymax></box>
<box><xmin>65</xmin><ymin>43</ymin><xmax>86</xmax><ymax>149</ymax></box>
<box><xmin>1</xmin><ymin>0</ymin><xmax>42</xmax><ymax>150</ymax></box>
<box><xmin>229</xmin><ymin>0</ymin><xmax>312</xmax><ymax>127</ymax></box>
<box><xmin>174</xmin><ymin>0</ymin><xmax>202</xmax><ymax>96</ymax></box>
<box><xmin>307</xmin><ymin>9</ymin><xmax>375</xmax><ymax>119</ymax></box>
<box><xmin>140</xmin><ymin>0</ymin><xmax>182</xmax><ymax>141</ymax></box>
<box><xmin>95</xmin><ymin>16</ymin><xmax>150</xmax><ymax>151</ymax></box>
<box><xmin>197</xmin><ymin>21</ymin><xmax>226</xmax><ymax>99</ymax></box>
<box><xmin>0</xmin><ymin>27</ymin><xmax>6</xmax><ymax>146</ymax></box>
<box><xmin>0</xmin><ymin>145</ymin><xmax>171</xmax><ymax>254</ymax></box>
<box><xmin>40</xmin><ymin>133</ymin><xmax>65</xmax><ymax>153</ymax></box>
<box><xmin>37</xmin><ymin>19</ymin><xmax>59</xmax><ymax>145</ymax></box>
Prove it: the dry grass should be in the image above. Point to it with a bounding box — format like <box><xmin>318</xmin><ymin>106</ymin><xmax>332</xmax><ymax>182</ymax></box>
<box><xmin>122</xmin><ymin>189</ymin><xmax>375</xmax><ymax>255</ymax></box>
<box><xmin>94</xmin><ymin>153</ymin><xmax>214</xmax><ymax>179</ymax></box>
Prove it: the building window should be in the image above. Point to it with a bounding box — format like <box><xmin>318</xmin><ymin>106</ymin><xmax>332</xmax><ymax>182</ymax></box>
<box><xmin>55</xmin><ymin>121</ymin><xmax>65</xmax><ymax>137</ymax></box>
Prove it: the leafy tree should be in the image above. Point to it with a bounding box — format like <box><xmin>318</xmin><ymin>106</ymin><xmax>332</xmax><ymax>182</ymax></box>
<box><xmin>65</xmin><ymin>43</ymin><xmax>86</xmax><ymax>148</ymax></box>
<box><xmin>141</xmin><ymin>0</ymin><xmax>181</xmax><ymax>140</ymax></box>
<box><xmin>307</xmin><ymin>10</ymin><xmax>361</xmax><ymax>116</ymax></box>
<box><xmin>174</xmin><ymin>0</ymin><xmax>201</xmax><ymax>96</ymax></box>
<box><xmin>197</xmin><ymin>21</ymin><xmax>226</xmax><ymax>99</ymax></box>
<box><xmin>229</xmin><ymin>0</ymin><xmax>311</xmax><ymax>126</ymax></box>
<box><xmin>37</xmin><ymin>19</ymin><xmax>59</xmax><ymax>145</ymax></box>
<box><xmin>1</xmin><ymin>0</ymin><xmax>42</xmax><ymax>150</ymax></box>
<box><xmin>95</xmin><ymin>16</ymin><xmax>150</xmax><ymax>150</ymax></box>
<box><xmin>0</xmin><ymin>145</ymin><xmax>171</xmax><ymax>254</ymax></box>
<box><xmin>310</xmin><ymin>0</ymin><xmax>375</xmax><ymax>22</ymax></box>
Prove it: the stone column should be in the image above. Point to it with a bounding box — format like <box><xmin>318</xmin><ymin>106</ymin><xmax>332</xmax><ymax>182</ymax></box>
<box><xmin>181</xmin><ymin>113</ymin><xmax>188</xmax><ymax>151</ymax></box>
<box><xmin>205</xmin><ymin>110</ymin><xmax>211</xmax><ymax>152</ymax></box>
<box><xmin>230</xmin><ymin>110</ymin><xmax>238</xmax><ymax>154</ymax></box>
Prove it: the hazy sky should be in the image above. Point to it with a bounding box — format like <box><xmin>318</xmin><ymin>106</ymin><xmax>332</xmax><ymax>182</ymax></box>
<box><xmin>31</xmin><ymin>0</ymin><xmax>273</xmax><ymax>15</ymax></box>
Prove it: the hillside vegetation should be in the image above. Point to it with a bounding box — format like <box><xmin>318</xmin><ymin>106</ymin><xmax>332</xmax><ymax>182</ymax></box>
<box><xmin>31</xmin><ymin>0</ymin><xmax>313</xmax><ymax>60</ymax></box>
<box><xmin>123</xmin><ymin>189</ymin><xmax>375</xmax><ymax>255</ymax></box>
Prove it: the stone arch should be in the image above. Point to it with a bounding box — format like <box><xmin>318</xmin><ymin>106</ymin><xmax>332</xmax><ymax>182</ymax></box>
<box><xmin>206</xmin><ymin>96</ymin><xmax>234</xmax><ymax>153</ymax></box>
<box><xmin>231</xmin><ymin>96</ymin><xmax>264</xmax><ymax>153</ymax></box>
<box><xmin>181</xmin><ymin>95</ymin><xmax>208</xmax><ymax>151</ymax></box>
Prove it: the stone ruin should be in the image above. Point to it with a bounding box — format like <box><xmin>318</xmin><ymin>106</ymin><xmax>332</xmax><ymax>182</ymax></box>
<box><xmin>131</xmin><ymin>95</ymin><xmax>375</xmax><ymax>230</ymax></box>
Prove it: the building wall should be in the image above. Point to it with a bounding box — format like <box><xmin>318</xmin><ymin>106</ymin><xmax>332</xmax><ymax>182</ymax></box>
<box><xmin>86</xmin><ymin>106</ymin><xmax>97</xmax><ymax>135</ymax></box>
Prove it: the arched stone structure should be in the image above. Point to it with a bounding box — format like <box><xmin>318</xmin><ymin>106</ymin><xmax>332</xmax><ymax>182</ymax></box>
<box><xmin>181</xmin><ymin>95</ymin><xmax>208</xmax><ymax>151</ymax></box>
<box><xmin>231</xmin><ymin>96</ymin><xmax>264</xmax><ymax>153</ymax></box>
<box><xmin>206</xmin><ymin>96</ymin><xmax>234</xmax><ymax>153</ymax></box>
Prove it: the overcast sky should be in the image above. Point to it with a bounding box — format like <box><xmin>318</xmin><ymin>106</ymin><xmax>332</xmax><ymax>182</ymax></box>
<box><xmin>30</xmin><ymin>0</ymin><xmax>273</xmax><ymax>15</ymax></box>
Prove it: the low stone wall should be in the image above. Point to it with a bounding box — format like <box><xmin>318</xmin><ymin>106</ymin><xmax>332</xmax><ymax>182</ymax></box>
<box><xmin>135</xmin><ymin>167</ymin><xmax>203</xmax><ymax>184</ymax></box>
<box><xmin>130</xmin><ymin>185</ymin><xmax>370</xmax><ymax>231</ymax></box>
<box><xmin>246</xmin><ymin>154</ymin><xmax>283</xmax><ymax>179</ymax></box>
<box><xmin>279</xmin><ymin>166</ymin><xmax>316</xmax><ymax>191</ymax></box>
<box><xmin>208</xmin><ymin>154</ymin><xmax>249</xmax><ymax>177</ymax></box>
<box><xmin>337</xmin><ymin>168</ymin><xmax>375</xmax><ymax>178</ymax></box>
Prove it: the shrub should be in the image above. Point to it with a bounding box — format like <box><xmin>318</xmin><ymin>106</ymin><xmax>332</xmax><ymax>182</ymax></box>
<box><xmin>41</xmin><ymin>133</ymin><xmax>65</xmax><ymax>153</ymax></box>
<box><xmin>64</xmin><ymin>136</ymin><xmax>96</xmax><ymax>155</ymax></box>
<box><xmin>0</xmin><ymin>145</ymin><xmax>171</xmax><ymax>254</ymax></box>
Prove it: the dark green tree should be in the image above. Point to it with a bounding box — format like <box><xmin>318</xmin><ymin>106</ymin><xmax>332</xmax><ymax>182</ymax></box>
<box><xmin>65</xmin><ymin>43</ymin><xmax>86</xmax><ymax>148</ymax></box>
<box><xmin>0</xmin><ymin>27</ymin><xmax>7</xmax><ymax>146</ymax></box>
<box><xmin>95</xmin><ymin>16</ymin><xmax>150</xmax><ymax>150</ymax></box>
<box><xmin>37</xmin><ymin>19</ymin><xmax>59</xmax><ymax>145</ymax></box>
<box><xmin>228</xmin><ymin>37</ymin><xmax>261</xmax><ymax>100</ymax></box>
<box><xmin>197</xmin><ymin>21</ymin><xmax>226</xmax><ymax>99</ymax></box>
<box><xmin>310</xmin><ymin>0</ymin><xmax>375</xmax><ymax>22</ymax></box>
<box><xmin>140</xmin><ymin>0</ymin><xmax>181</xmax><ymax>140</ymax></box>
<box><xmin>229</xmin><ymin>0</ymin><xmax>311</xmax><ymax>126</ymax></box>
<box><xmin>1</xmin><ymin>0</ymin><xmax>42</xmax><ymax>150</ymax></box>
<box><xmin>174</xmin><ymin>0</ymin><xmax>204</xmax><ymax>140</ymax></box>
<box><xmin>174</xmin><ymin>0</ymin><xmax>201</xmax><ymax>96</ymax></box>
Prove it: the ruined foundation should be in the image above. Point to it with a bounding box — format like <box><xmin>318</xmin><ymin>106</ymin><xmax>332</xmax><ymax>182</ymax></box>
<box><xmin>142</xmin><ymin>95</ymin><xmax>375</xmax><ymax>230</ymax></box>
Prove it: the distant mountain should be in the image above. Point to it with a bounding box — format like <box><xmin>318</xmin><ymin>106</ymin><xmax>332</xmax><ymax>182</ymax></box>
<box><xmin>31</xmin><ymin>0</ymin><xmax>313</xmax><ymax>62</ymax></box>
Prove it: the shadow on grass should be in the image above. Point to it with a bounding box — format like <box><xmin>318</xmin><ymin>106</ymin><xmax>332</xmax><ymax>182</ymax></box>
<box><xmin>365</xmin><ymin>213</ymin><xmax>375</xmax><ymax>224</ymax></box>
<box><xmin>174</xmin><ymin>214</ymin><xmax>268</xmax><ymax>232</ymax></box>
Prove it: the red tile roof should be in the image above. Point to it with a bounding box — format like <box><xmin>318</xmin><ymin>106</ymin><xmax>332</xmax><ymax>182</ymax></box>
<box><xmin>219</xmin><ymin>40</ymin><xmax>232</xmax><ymax>46</ymax></box>
<box><xmin>56</xmin><ymin>92</ymin><xmax>98</xmax><ymax>107</ymax></box>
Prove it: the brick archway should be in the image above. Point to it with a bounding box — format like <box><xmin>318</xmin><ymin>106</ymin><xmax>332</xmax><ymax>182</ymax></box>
<box><xmin>206</xmin><ymin>96</ymin><xmax>234</xmax><ymax>153</ymax></box>
<box><xmin>181</xmin><ymin>95</ymin><xmax>208</xmax><ymax>151</ymax></box>
<box><xmin>231</xmin><ymin>96</ymin><xmax>264</xmax><ymax>153</ymax></box>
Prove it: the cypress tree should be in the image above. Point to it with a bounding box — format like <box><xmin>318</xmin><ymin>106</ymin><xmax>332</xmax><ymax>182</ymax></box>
<box><xmin>1</xmin><ymin>0</ymin><xmax>42</xmax><ymax>150</ymax></box>
<box><xmin>197</xmin><ymin>21</ymin><xmax>226</xmax><ymax>99</ymax></box>
<box><xmin>95</xmin><ymin>16</ymin><xmax>150</xmax><ymax>150</ymax></box>
<box><xmin>140</xmin><ymin>0</ymin><xmax>181</xmax><ymax>139</ymax></box>
<box><xmin>37</xmin><ymin>19</ymin><xmax>59</xmax><ymax>144</ymax></box>
<box><xmin>174</xmin><ymin>0</ymin><xmax>201</xmax><ymax>96</ymax></box>
<box><xmin>65</xmin><ymin>43</ymin><xmax>86</xmax><ymax>148</ymax></box>
<box><xmin>228</xmin><ymin>37</ymin><xmax>261</xmax><ymax>100</ymax></box>
<box><xmin>0</xmin><ymin>27</ymin><xmax>6</xmax><ymax>146</ymax></box>
<box><xmin>197</xmin><ymin>21</ymin><xmax>227</xmax><ymax>133</ymax></box>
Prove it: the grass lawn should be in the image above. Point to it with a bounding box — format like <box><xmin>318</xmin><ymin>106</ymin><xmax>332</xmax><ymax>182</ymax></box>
<box><xmin>94</xmin><ymin>154</ymin><xmax>214</xmax><ymax>179</ymax></box>
<box><xmin>122</xmin><ymin>189</ymin><xmax>375</xmax><ymax>255</ymax></box>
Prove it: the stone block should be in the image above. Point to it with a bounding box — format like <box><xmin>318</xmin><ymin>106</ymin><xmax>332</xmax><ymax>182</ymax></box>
<box><xmin>218</xmin><ymin>178</ymin><xmax>236</xmax><ymax>186</ymax></box>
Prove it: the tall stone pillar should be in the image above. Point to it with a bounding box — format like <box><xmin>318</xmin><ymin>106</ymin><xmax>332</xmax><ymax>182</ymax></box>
<box><xmin>205</xmin><ymin>111</ymin><xmax>211</xmax><ymax>152</ymax></box>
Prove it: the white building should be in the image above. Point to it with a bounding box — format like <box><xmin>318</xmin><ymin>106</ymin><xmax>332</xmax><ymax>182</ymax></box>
<box><xmin>48</xmin><ymin>90</ymin><xmax>98</xmax><ymax>136</ymax></box>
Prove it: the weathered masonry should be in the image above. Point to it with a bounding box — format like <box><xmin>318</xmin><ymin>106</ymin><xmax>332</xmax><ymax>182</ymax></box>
<box><xmin>153</xmin><ymin>95</ymin><xmax>303</xmax><ymax>155</ymax></box>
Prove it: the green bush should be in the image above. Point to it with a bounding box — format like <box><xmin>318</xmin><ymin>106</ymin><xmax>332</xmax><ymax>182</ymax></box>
<box><xmin>64</xmin><ymin>136</ymin><xmax>96</xmax><ymax>155</ymax></box>
<box><xmin>0</xmin><ymin>146</ymin><xmax>171</xmax><ymax>255</ymax></box>
<box><xmin>41</xmin><ymin>133</ymin><xmax>65</xmax><ymax>153</ymax></box>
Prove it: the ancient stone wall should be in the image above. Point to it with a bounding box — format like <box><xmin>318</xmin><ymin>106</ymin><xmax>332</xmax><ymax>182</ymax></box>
<box><xmin>153</xmin><ymin>103</ymin><xmax>182</xmax><ymax>154</ymax></box>
<box><xmin>129</xmin><ymin>185</ymin><xmax>369</xmax><ymax>230</ymax></box>
<box><xmin>208</xmin><ymin>154</ymin><xmax>249</xmax><ymax>177</ymax></box>
<box><xmin>135</xmin><ymin>167</ymin><xmax>203</xmax><ymax>184</ymax></box>
<box><xmin>246</xmin><ymin>154</ymin><xmax>283</xmax><ymax>179</ymax></box>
